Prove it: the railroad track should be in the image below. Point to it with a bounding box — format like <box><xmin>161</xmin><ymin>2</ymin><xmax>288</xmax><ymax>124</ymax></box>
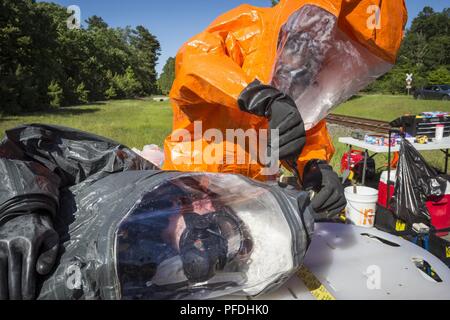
<box><xmin>326</xmin><ymin>114</ymin><xmax>391</xmax><ymax>134</ymax></box>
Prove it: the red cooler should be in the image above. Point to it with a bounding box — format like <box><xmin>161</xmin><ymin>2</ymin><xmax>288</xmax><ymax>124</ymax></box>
<box><xmin>378</xmin><ymin>170</ymin><xmax>450</xmax><ymax>236</ymax></box>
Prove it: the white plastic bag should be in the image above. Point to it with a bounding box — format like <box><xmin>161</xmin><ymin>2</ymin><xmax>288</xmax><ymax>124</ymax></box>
<box><xmin>271</xmin><ymin>5</ymin><xmax>392</xmax><ymax>130</ymax></box>
<box><xmin>133</xmin><ymin>144</ymin><xmax>165</xmax><ymax>168</ymax></box>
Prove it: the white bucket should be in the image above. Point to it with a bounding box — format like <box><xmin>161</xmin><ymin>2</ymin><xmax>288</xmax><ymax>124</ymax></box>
<box><xmin>345</xmin><ymin>186</ymin><xmax>379</xmax><ymax>228</ymax></box>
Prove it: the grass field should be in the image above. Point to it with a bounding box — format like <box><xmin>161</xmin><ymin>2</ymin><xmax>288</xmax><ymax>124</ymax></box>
<box><xmin>2</xmin><ymin>94</ymin><xmax>450</xmax><ymax>174</ymax></box>
<box><xmin>333</xmin><ymin>94</ymin><xmax>450</xmax><ymax>121</ymax></box>
<box><xmin>0</xmin><ymin>99</ymin><xmax>173</xmax><ymax>149</ymax></box>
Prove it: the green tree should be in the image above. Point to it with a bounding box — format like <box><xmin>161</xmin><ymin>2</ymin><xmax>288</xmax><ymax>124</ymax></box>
<box><xmin>129</xmin><ymin>25</ymin><xmax>161</xmax><ymax>95</ymax></box>
<box><xmin>0</xmin><ymin>0</ymin><xmax>60</xmax><ymax>112</ymax></box>
<box><xmin>365</xmin><ymin>6</ymin><xmax>450</xmax><ymax>93</ymax></box>
<box><xmin>76</xmin><ymin>82</ymin><xmax>89</xmax><ymax>104</ymax></box>
<box><xmin>0</xmin><ymin>0</ymin><xmax>161</xmax><ymax>113</ymax></box>
<box><xmin>428</xmin><ymin>67</ymin><xmax>450</xmax><ymax>85</ymax></box>
<box><xmin>48</xmin><ymin>81</ymin><xmax>63</xmax><ymax>108</ymax></box>
<box><xmin>86</xmin><ymin>15</ymin><xmax>108</xmax><ymax>30</ymax></box>
<box><xmin>105</xmin><ymin>86</ymin><xmax>118</xmax><ymax>100</ymax></box>
<box><xmin>158</xmin><ymin>57</ymin><xmax>176</xmax><ymax>95</ymax></box>
<box><xmin>404</xmin><ymin>7</ymin><xmax>450</xmax><ymax>69</ymax></box>
<box><xmin>110</xmin><ymin>67</ymin><xmax>143</xmax><ymax>98</ymax></box>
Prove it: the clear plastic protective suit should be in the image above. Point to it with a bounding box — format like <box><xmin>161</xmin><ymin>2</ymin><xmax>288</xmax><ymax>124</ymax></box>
<box><xmin>116</xmin><ymin>173</ymin><xmax>313</xmax><ymax>300</ymax></box>
<box><xmin>271</xmin><ymin>5</ymin><xmax>393</xmax><ymax>130</ymax></box>
<box><xmin>0</xmin><ymin>124</ymin><xmax>313</xmax><ymax>300</ymax></box>
<box><xmin>34</xmin><ymin>170</ymin><xmax>313</xmax><ymax>300</ymax></box>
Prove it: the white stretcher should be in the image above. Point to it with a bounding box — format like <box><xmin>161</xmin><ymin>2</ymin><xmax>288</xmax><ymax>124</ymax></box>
<box><xmin>224</xmin><ymin>223</ymin><xmax>450</xmax><ymax>300</ymax></box>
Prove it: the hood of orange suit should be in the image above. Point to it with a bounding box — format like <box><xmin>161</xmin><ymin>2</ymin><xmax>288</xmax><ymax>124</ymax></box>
<box><xmin>205</xmin><ymin>0</ymin><xmax>406</xmax><ymax>84</ymax></box>
<box><xmin>274</xmin><ymin>0</ymin><xmax>407</xmax><ymax>64</ymax></box>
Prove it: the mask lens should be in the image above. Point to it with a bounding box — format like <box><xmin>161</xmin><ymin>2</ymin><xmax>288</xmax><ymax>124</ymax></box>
<box><xmin>116</xmin><ymin>173</ymin><xmax>291</xmax><ymax>300</ymax></box>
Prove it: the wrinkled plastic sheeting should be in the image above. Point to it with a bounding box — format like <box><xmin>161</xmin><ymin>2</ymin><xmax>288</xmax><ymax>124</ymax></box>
<box><xmin>391</xmin><ymin>139</ymin><xmax>448</xmax><ymax>224</ymax></box>
<box><xmin>0</xmin><ymin>124</ymin><xmax>156</xmax><ymax>224</ymax></box>
<box><xmin>38</xmin><ymin>171</ymin><xmax>314</xmax><ymax>300</ymax></box>
<box><xmin>271</xmin><ymin>5</ymin><xmax>392</xmax><ymax>130</ymax></box>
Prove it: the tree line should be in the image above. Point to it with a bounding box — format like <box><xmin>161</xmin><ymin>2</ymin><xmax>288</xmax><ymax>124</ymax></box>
<box><xmin>0</xmin><ymin>0</ymin><xmax>161</xmax><ymax>114</ymax></box>
<box><xmin>158</xmin><ymin>57</ymin><xmax>175</xmax><ymax>95</ymax></box>
<box><xmin>366</xmin><ymin>6</ymin><xmax>450</xmax><ymax>94</ymax></box>
<box><xmin>1</xmin><ymin>1</ymin><xmax>448</xmax><ymax>115</ymax></box>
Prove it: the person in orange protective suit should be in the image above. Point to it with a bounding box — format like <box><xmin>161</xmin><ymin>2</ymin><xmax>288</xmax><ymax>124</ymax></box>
<box><xmin>164</xmin><ymin>0</ymin><xmax>407</xmax><ymax>216</ymax></box>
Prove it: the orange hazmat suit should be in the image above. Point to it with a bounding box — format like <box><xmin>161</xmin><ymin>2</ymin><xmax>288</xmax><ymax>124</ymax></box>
<box><xmin>163</xmin><ymin>0</ymin><xmax>407</xmax><ymax>180</ymax></box>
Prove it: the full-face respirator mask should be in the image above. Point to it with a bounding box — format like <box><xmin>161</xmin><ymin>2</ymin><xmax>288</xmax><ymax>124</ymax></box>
<box><xmin>179</xmin><ymin>210</ymin><xmax>253</xmax><ymax>283</ymax></box>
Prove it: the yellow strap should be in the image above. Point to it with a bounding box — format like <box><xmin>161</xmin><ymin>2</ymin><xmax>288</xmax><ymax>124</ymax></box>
<box><xmin>348</xmin><ymin>170</ymin><xmax>354</xmax><ymax>181</ymax></box>
<box><xmin>297</xmin><ymin>266</ymin><xmax>336</xmax><ymax>300</ymax></box>
<box><xmin>395</xmin><ymin>220</ymin><xmax>406</xmax><ymax>231</ymax></box>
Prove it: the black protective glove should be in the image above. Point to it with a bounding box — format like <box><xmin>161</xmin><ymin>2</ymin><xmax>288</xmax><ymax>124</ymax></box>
<box><xmin>0</xmin><ymin>213</ymin><xmax>59</xmax><ymax>300</ymax></box>
<box><xmin>238</xmin><ymin>80</ymin><xmax>306</xmax><ymax>161</ymax></box>
<box><xmin>303</xmin><ymin>160</ymin><xmax>347</xmax><ymax>220</ymax></box>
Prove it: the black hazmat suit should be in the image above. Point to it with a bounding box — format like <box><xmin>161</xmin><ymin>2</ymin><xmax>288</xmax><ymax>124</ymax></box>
<box><xmin>0</xmin><ymin>124</ymin><xmax>315</xmax><ymax>300</ymax></box>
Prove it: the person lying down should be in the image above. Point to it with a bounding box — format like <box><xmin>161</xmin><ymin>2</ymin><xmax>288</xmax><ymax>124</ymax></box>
<box><xmin>0</xmin><ymin>124</ymin><xmax>318</xmax><ymax>300</ymax></box>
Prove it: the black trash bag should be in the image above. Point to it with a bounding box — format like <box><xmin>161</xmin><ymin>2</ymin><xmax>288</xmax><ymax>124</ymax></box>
<box><xmin>391</xmin><ymin>138</ymin><xmax>448</xmax><ymax>225</ymax></box>
<box><xmin>0</xmin><ymin>124</ymin><xmax>156</xmax><ymax>224</ymax></box>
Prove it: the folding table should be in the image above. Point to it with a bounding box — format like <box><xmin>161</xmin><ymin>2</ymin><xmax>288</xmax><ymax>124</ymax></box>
<box><xmin>338</xmin><ymin>136</ymin><xmax>450</xmax><ymax>185</ymax></box>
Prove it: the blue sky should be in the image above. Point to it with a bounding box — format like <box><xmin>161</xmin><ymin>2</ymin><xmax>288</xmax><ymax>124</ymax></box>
<box><xmin>48</xmin><ymin>0</ymin><xmax>449</xmax><ymax>74</ymax></box>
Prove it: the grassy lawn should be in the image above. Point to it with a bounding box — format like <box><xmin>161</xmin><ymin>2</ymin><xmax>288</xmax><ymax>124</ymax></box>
<box><xmin>1</xmin><ymin>95</ymin><xmax>449</xmax><ymax>175</ymax></box>
<box><xmin>333</xmin><ymin>94</ymin><xmax>450</xmax><ymax>121</ymax></box>
<box><xmin>0</xmin><ymin>99</ymin><xmax>173</xmax><ymax>149</ymax></box>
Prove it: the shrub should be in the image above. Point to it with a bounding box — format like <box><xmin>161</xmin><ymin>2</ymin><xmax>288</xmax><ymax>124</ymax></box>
<box><xmin>76</xmin><ymin>82</ymin><xmax>90</xmax><ymax>104</ymax></box>
<box><xmin>105</xmin><ymin>86</ymin><xmax>118</xmax><ymax>100</ymax></box>
<box><xmin>47</xmin><ymin>81</ymin><xmax>63</xmax><ymax>108</ymax></box>
<box><xmin>110</xmin><ymin>67</ymin><xmax>142</xmax><ymax>98</ymax></box>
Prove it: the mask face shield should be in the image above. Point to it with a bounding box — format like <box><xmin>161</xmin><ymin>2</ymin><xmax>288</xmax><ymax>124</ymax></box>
<box><xmin>115</xmin><ymin>173</ymin><xmax>305</xmax><ymax>300</ymax></box>
<box><xmin>271</xmin><ymin>5</ymin><xmax>393</xmax><ymax>130</ymax></box>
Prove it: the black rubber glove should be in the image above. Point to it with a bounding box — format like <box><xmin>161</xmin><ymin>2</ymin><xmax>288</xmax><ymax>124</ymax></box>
<box><xmin>0</xmin><ymin>213</ymin><xmax>59</xmax><ymax>300</ymax></box>
<box><xmin>303</xmin><ymin>160</ymin><xmax>347</xmax><ymax>220</ymax></box>
<box><xmin>238</xmin><ymin>80</ymin><xmax>306</xmax><ymax>161</ymax></box>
